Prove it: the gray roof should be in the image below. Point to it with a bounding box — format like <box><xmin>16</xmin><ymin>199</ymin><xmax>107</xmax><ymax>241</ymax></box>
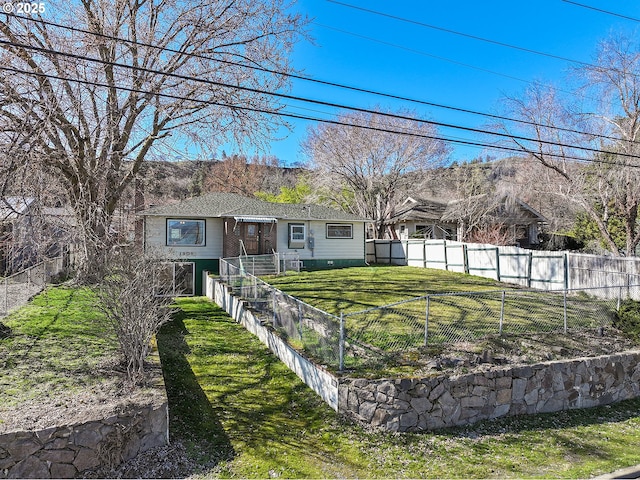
<box><xmin>387</xmin><ymin>194</ymin><xmax>546</xmax><ymax>225</ymax></box>
<box><xmin>388</xmin><ymin>197</ymin><xmax>450</xmax><ymax>224</ymax></box>
<box><xmin>139</xmin><ymin>192</ymin><xmax>370</xmax><ymax>222</ymax></box>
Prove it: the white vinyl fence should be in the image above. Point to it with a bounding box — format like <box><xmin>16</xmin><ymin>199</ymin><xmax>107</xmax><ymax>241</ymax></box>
<box><xmin>366</xmin><ymin>239</ymin><xmax>640</xmax><ymax>296</ymax></box>
<box><xmin>1</xmin><ymin>256</ymin><xmax>65</xmax><ymax>317</ymax></box>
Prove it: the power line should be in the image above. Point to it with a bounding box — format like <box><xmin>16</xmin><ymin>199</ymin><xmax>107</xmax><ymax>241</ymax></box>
<box><xmin>561</xmin><ymin>0</ymin><xmax>640</xmax><ymax>22</ymax></box>
<box><xmin>2</xmin><ymin>12</ymin><xmax>633</xmax><ymax>146</ymax></box>
<box><xmin>327</xmin><ymin>0</ymin><xmax>596</xmax><ymax>68</ymax></box>
<box><xmin>1</xmin><ymin>64</ymin><xmax>638</xmax><ymax>168</ymax></box>
<box><xmin>312</xmin><ymin>21</ymin><xmax>609</xmax><ymax>136</ymax></box>
<box><xmin>2</xmin><ymin>37</ymin><xmax>638</xmax><ymax>162</ymax></box>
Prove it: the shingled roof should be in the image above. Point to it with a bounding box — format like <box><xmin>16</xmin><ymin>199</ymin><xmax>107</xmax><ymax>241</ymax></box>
<box><xmin>139</xmin><ymin>192</ymin><xmax>369</xmax><ymax>222</ymax></box>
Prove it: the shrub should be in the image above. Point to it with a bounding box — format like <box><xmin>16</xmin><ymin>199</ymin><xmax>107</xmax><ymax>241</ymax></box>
<box><xmin>95</xmin><ymin>248</ymin><xmax>173</xmax><ymax>384</ymax></box>
<box><xmin>614</xmin><ymin>300</ymin><xmax>640</xmax><ymax>341</ymax></box>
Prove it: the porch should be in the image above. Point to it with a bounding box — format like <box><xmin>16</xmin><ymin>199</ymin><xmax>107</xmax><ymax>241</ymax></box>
<box><xmin>222</xmin><ymin>216</ymin><xmax>278</xmax><ymax>257</ymax></box>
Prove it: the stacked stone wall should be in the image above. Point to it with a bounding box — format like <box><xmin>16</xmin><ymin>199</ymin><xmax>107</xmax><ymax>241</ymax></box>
<box><xmin>0</xmin><ymin>348</ymin><xmax>169</xmax><ymax>479</ymax></box>
<box><xmin>339</xmin><ymin>351</ymin><xmax>640</xmax><ymax>432</ymax></box>
<box><xmin>0</xmin><ymin>403</ymin><xmax>168</xmax><ymax>478</ymax></box>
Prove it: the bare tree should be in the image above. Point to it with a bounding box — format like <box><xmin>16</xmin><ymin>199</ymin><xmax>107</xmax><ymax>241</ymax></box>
<box><xmin>498</xmin><ymin>33</ymin><xmax>640</xmax><ymax>256</ymax></box>
<box><xmin>96</xmin><ymin>249</ymin><xmax>173</xmax><ymax>384</ymax></box>
<box><xmin>0</xmin><ymin>0</ymin><xmax>307</xmax><ymax>281</ymax></box>
<box><xmin>203</xmin><ymin>154</ymin><xmax>280</xmax><ymax>196</ymax></box>
<box><xmin>303</xmin><ymin>109</ymin><xmax>450</xmax><ymax>238</ymax></box>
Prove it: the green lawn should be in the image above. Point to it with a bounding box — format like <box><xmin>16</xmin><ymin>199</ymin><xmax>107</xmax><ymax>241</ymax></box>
<box><xmin>158</xmin><ymin>297</ymin><xmax>640</xmax><ymax>478</ymax></box>
<box><xmin>3</xmin><ymin>288</ymin><xmax>640</xmax><ymax>478</ymax></box>
<box><xmin>265</xmin><ymin>265</ymin><xmax>505</xmax><ymax>313</ymax></box>
<box><xmin>0</xmin><ymin>287</ymin><xmax>118</xmax><ymax>410</ymax></box>
<box><xmin>261</xmin><ymin>266</ymin><xmax>616</xmax><ymax>372</ymax></box>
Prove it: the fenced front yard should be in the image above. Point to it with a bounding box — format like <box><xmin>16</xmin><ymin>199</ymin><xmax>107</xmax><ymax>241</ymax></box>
<box><xmin>218</xmin><ymin>260</ymin><xmax>633</xmax><ymax>373</ymax></box>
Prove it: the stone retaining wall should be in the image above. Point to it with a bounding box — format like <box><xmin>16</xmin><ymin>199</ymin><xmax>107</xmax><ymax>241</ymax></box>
<box><xmin>339</xmin><ymin>351</ymin><xmax>640</xmax><ymax>432</ymax></box>
<box><xmin>207</xmin><ymin>275</ymin><xmax>640</xmax><ymax>433</ymax></box>
<box><xmin>0</xmin><ymin>354</ymin><xmax>169</xmax><ymax>478</ymax></box>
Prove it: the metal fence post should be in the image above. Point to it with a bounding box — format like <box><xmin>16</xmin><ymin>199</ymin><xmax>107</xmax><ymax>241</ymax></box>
<box><xmin>339</xmin><ymin>312</ymin><xmax>345</xmax><ymax>372</ymax></box>
<box><xmin>563</xmin><ymin>289</ymin><xmax>568</xmax><ymax>333</ymax></box>
<box><xmin>499</xmin><ymin>291</ymin><xmax>505</xmax><ymax>335</ymax></box>
<box><xmin>272</xmin><ymin>289</ymin><xmax>278</xmax><ymax>328</ymax></box>
<box><xmin>618</xmin><ymin>286</ymin><xmax>622</xmax><ymax>312</ymax></box>
<box><xmin>3</xmin><ymin>277</ymin><xmax>7</xmax><ymax>315</ymax></box>
<box><xmin>253</xmin><ymin>275</ymin><xmax>257</xmax><ymax>300</ymax></box>
<box><xmin>424</xmin><ymin>295</ymin><xmax>430</xmax><ymax>346</ymax></box>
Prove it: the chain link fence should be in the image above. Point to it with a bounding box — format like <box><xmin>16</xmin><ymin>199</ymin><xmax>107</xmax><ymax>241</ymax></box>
<box><xmin>1</xmin><ymin>256</ymin><xmax>65</xmax><ymax>317</ymax></box>
<box><xmin>219</xmin><ymin>257</ymin><xmax>638</xmax><ymax>372</ymax></box>
<box><xmin>220</xmin><ymin>257</ymin><xmax>341</xmax><ymax>367</ymax></box>
<box><xmin>341</xmin><ymin>286</ymin><xmax>634</xmax><ymax>369</ymax></box>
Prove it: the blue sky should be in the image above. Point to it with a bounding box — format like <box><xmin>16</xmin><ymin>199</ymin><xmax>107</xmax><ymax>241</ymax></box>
<box><xmin>230</xmin><ymin>0</ymin><xmax>640</xmax><ymax>166</ymax></box>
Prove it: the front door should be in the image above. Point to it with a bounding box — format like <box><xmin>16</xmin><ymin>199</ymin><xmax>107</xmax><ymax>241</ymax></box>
<box><xmin>243</xmin><ymin>223</ymin><xmax>261</xmax><ymax>255</ymax></box>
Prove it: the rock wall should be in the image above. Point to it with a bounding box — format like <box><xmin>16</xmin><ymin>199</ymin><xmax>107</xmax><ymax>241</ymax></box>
<box><xmin>0</xmin><ymin>348</ymin><xmax>169</xmax><ymax>479</ymax></box>
<box><xmin>339</xmin><ymin>351</ymin><xmax>640</xmax><ymax>432</ymax></box>
<box><xmin>0</xmin><ymin>403</ymin><xmax>168</xmax><ymax>478</ymax></box>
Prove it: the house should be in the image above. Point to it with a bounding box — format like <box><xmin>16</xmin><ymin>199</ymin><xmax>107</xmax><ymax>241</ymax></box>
<box><xmin>387</xmin><ymin>195</ymin><xmax>546</xmax><ymax>248</ymax></box>
<box><xmin>385</xmin><ymin>197</ymin><xmax>458</xmax><ymax>241</ymax></box>
<box><xmin>139</xmin><ymin>192</ymin><xmax>370</xmax><ymax>295</ymax></box>
<box><xmin>0</xmin><ymin>197</ymin><xmax>74</xmax><ymax>274</ymax></box>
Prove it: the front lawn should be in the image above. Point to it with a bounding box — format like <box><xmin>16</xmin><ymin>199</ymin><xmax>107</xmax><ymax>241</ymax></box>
<box><xmin>3</xmin><ymin>289</ymin><xmax>640</xmax><ymax>478</ymax></box>
<box><xmin>157</xmin><ymin>297</ymin><xmax>640</xmax><ymax>478</ymax></box>
<box><xmin>260</xmin><ymin>266</ymin><xmax>622</xmax><ymax>374</ymax></box>
<box><xmin>265</xmin><ymin>265</ymin><xmax>505</xmax><ymax>313</ymax></box>
<box><xmin>0</xmin><ymin>287</ymin><xmax>118</xmax><ymax>413</ymax></box>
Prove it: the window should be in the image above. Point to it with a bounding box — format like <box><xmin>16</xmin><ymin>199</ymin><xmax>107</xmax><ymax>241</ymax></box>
<box><xmin>156</xmin><ymin>262</ymin><xmax>195</xmax><ymax>296</ymax></box>
<box><xmin>167</xmin><ymin>219</ymin><xmax>205</xmax><ymax>246</ymax></box>
<box><xmin>288</xmin><ymin>223</ymin><xmax>306</xmax><ymax>248</ymax></box>
<box><xmin>326</xmin><ymin>223</ymin><xmax>353</xmax><ymax>239</ymax></box>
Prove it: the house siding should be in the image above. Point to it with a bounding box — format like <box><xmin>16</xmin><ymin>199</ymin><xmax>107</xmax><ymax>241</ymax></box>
<box><xmin>144</xmin><ymin>216</ymin><xmax>224</xmax><ymax>260</ymax></box>
<box><xmin>276</xmin><ymin>221</ymin><xmax>365</xmax><ymax>261</ymax></box>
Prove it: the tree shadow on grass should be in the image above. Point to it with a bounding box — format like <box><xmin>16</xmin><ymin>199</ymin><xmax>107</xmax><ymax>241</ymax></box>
<box><xmin>157</xmin><ymin>314</ymin><xmax>235</xmax><ymax>474</ymax></box>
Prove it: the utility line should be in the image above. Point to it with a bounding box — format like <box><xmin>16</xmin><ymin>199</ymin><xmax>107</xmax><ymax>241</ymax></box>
<box><xmin>328</xmin><ymin>0</ymin><xmax>596</xmax><ymax>68</ymax></box>
<box><xmin>2</xmin><ymin>12</ymin><xmax>632</xmax><ymax>146</ymax></box>
<box><xmin>1</xmin><ymin>64</ymin><xmax>639</xmax><ymax>168</ymax></box>
<box><xmin>2</xmin><ymin>38</ymin><xmax>638</xmax><ymax>162</ymax></box>
<box><xmin>561</xmin><ymin>0</ymin><xmax>640</xmax><ymax>22</ymax></box>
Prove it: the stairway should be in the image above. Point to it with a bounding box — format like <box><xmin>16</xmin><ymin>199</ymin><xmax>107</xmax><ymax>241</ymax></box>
<box><xmin>239</xmin><ymin>254</ymin><xmax>279</xmax><ymax>276</ymax></box>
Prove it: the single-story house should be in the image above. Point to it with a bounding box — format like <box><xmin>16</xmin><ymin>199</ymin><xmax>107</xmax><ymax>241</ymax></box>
<box><xmin>387</xmin><ymin>195</ymin><xmax>546</xmax><ymax>248</ymax></box>
<box><xmin>139</xmin><ymin>192</ymin><xmax>370</xmax><ymax>295</ymax></box>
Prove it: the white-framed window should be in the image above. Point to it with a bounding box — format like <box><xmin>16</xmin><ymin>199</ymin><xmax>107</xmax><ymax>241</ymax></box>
<box><xmin>326</xmin><ymin>223</ymin><xmax>353</xmax><ymax>239</ymax></box>
<box><xmin>288</xmin><ymin>223</ymin><xmax>306</xmax><ymax>248</ymax></box>
<box><xmin>166</xmin><ymin>219</ymin><xmax>205</xmax><ymax>246</ymax></box>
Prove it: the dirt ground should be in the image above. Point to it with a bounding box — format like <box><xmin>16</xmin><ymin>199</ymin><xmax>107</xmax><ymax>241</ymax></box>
<box><xmin>409</xmin><ymin>327</ymin><xmax>639</xmax><ymax>377</ymax></box>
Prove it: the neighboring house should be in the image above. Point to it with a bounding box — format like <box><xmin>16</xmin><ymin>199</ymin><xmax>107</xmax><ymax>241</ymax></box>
<box><xmin>0</xmin><ymin>197</ymin><xmax>74</xmax><ymax>274</ymax></box>
<box><xmin>386</xmin><ymin>197</ymin><xmax>458</xmax><ymax>241</ymax></box>
<box><xmin>387</xmin><ymin>195</ymin><xmax>546</xmax><ymax>248</ymax></box>
<box><xmin>139</xmin><ymin>192</ymin><xmax>370</xmax><ymax>295</ymax></box>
